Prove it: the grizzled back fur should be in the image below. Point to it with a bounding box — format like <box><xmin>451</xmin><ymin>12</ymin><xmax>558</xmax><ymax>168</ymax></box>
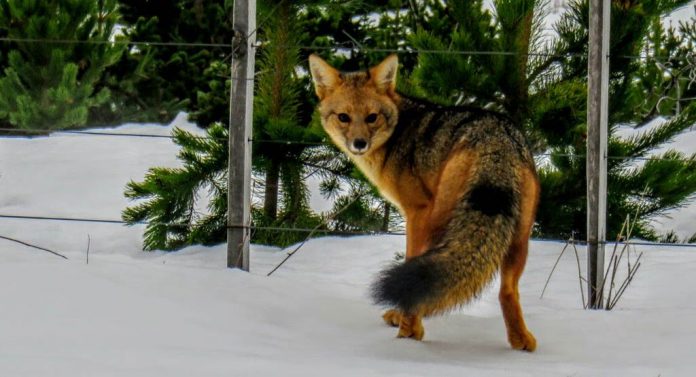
<box><xmin>370</xmin><ymin>97</ymin><xmax>534</xmax><ymax>317</ymax></box>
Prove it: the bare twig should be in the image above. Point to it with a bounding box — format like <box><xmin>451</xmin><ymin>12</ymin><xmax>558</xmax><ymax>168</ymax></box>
<box><xmin>540</xmin><ymin>240</ymin><xmax>571</xmax><ymax>299</ymax></box>
<box><xmin>601</xmin><ymin>214</ymin><xmax>630</xmax><ymax>305</ymax></box>
<box><xmin>572</xmin><ymin>241</ymin><xmax>587</xmax><ymax>309</ymax></box>
<box><xmin>0</xmin><ymin>235</ymin><xmax>68</xmax><ymax>259</ymax></box>
<box><xmin>541</xmin><ymin>234</ymin><xmax>588</xmax><ymax>308</ymax></box>
<box><xmin>86</xmin><ymin>235</ymin><xmax>91</xmax><ymax>265</ymax></box>
<box><xmin>601</xmin><ymin>210</ymin><xmax>644</xmax><ymax>310</ymax></box>
<box><xmin>608</xmin><ymin>252</ymin><xmax>643</xmax><ymax>310</ymax></box>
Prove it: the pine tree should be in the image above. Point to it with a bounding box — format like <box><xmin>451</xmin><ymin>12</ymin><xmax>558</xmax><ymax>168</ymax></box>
<box><xmin>108</xmin><ymin>0</ymin><xmax>235</xmax><ymax>124</ymax></box>
<box><xmin>123</xmin><ymin>0</ymin><xmax>329</xmax><ymax>250</ymax></box>
<box><xmin>296</xmin><ymin>1</ymin><xmax>420</xmax><ymax>234</ymax></box>
<box><xmin>124</xmin><ymin>1</ymin><xmax>696</xmax><ymax>249</ymax></box>
<box><xmin>535</xmin><ymin>1</ymin><xmax>696</xmax><ymax>240</ymax></box>
<box><xmin>406</xmin><ymin>0</ymin><xmax>696</xmax><ymax>240</ymax></box>
<box><xmin>123</xmin><ymin>125</ymin><xmax>229</xmax><ymax>250</ymax></box>
<box><xmin>246</xmin><ymin>0</ymin><xmax>336</xmax><ymax>246</ymax></box>
<box><xmin>0</xmin><ymin>0</ymin><xmax>125</xmax><ymax>130</ymax></box>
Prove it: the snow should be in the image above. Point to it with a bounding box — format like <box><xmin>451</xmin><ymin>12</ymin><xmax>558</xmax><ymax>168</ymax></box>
<box><xmin>2</xmin><ymin>116</ymin><xmax>696</xmax><ymax>376</ymax></box>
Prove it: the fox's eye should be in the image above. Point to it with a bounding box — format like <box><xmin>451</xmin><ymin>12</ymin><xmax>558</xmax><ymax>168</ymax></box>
<box><xmin>365</xmin><ymin>113</ymin><xmax>378</xmax><ymax>123</ymax></box>
<box><xmin>337</xmin><ymin>113</ymin><xmax>351</xmax><ymax>123</ymax></box>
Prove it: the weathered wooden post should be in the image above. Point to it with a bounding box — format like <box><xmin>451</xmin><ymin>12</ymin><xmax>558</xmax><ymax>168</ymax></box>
<box><xmin>586</xmin><ymin>0</ymin><xmax>610</xmax><ymax>308</ymax></box>
<box><xmin>227</xmin><ymin>0</ymin><xmax>256</xmax><ymax>271</ymax></box>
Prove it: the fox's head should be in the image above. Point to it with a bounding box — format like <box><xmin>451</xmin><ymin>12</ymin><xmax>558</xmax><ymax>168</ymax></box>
<box><xmin>309</xmin><ymin>54</ymin><xmax>400</xmax><ymax>156</ymax></box>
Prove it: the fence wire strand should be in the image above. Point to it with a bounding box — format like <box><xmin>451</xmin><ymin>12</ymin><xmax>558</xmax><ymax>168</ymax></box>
<box><xmin>2</xmin><ymin>35</ymin><xmax>695</xmax><ymax>63</ymax></box>
<box><xmin>2</xmin><ymin>127</ymin><xmax>693</xmax><ymax>163</ymax></box>
<box><xmin>0</xmin><ymin>36</ymin><xmax>233</xmax><ymax>48</ymax></box>
<box><xmin>2</xmin><ymin>213</ymin><xmax>695</xmax><ymax>248</ymax></box>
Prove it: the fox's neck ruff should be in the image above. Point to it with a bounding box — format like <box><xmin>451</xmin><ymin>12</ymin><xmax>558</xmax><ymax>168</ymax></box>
<box><xmin>349</xmin><ymin>145</ymin><xmax>403</xmax><ymax>207</ymax></box>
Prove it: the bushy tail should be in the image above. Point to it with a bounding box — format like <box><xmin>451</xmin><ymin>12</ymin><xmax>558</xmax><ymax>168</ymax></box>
<box><xmin>371</xmin><ymin>167</ymin><xmax>521</xmax><ymax>317</ymax></box>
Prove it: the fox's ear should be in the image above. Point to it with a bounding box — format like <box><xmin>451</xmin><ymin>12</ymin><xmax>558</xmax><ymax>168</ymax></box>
<box><xmin>369</xmin><ymin>54</ymin><xmax>398</xmax><ymax>94</ymax></box>
<box><xmin>309</xmin><ymin>54</ymin><xmax>342</xmax><ymax>100</ymax></box>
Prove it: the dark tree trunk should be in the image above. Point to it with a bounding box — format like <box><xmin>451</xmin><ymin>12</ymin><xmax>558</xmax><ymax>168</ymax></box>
<box><xmin>264</xmin><ymin>161</ymin><xmax>280</xmax><ymax>220</ymax></box>
<box><xmin>381</xmin><ymin>202</ymin><xmax>391</xmax><ymax>232</ymax></box>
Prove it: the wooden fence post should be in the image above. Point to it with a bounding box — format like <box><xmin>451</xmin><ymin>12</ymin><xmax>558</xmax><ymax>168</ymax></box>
<box><xmin>227</xmin><ymin>0</ymin><xmax>256</xmax><ymax>271</ymax></box>
<box><xmin>586</xmin><ymin>0</ymin><xmax>610</xmax><ymax>308</ymax></box>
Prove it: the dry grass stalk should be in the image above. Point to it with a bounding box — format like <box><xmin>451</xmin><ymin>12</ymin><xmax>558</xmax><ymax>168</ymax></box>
<box><xmin>541</xmin><ymin>212</ymin><xmax>643</xmax><ymax>310</ymax></box>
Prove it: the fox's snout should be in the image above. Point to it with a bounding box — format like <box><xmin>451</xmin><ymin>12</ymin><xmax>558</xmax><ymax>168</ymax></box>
<box><xmin>348</xmin><ymin>138</ymin><xmax>370</xmax><ymax>155</ymax></box>
<box><xmin>344</xmin><ymin>124</ymin><xmax>372</xmax><ymax>155</ymax></box>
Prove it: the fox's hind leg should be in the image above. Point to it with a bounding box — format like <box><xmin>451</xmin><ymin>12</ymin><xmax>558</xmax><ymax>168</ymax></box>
<box><xmin>396</xmin><ymin>313</ymin><xmax>424</xmax><ymax>340</ymax></box>
<box><xmin>382</xmin><ymin>150</ymin><xmax>477</xmax><ymax>340</ymax></box>
<box><xmin>381</xmin><ymin>309</ymin><xmax>424</xmax><ymax>340</ymax></box>
<box><xmin>382</xmin><ymin>309</ymin><xmax>402</xmax><ymax>327</ymax></box>
<box><xmin>381</xmin><ymin>207</ymin><xmax>431</xmax><ymax>339</ymax></box>
<box><xmin>499</xmin><ymin>167</ymin><xmax>538</xmax><ymax>352</ymax></box>
<box><xmin>500</xmin><ymin>239</ymin><xmax>536</xmax><ymax>351</ymax></box>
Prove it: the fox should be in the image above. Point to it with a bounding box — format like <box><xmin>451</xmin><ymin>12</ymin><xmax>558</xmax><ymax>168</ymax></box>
<box><xmin>309</xmin><ymin>54</ymin><xmax>539</xmax><ymax>351</ymax></box>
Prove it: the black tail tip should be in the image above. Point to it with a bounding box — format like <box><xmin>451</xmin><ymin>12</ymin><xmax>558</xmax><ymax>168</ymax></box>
<box><xmin>370</xmin><ymin>257</ymin><xmax>440</xmax><ymax>314</ymax></box>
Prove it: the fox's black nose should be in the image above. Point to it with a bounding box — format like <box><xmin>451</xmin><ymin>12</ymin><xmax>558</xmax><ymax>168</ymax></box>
<box><xmin>353</xmin><ymin>139</ymin><xmax>368</xmax><ymax>151</ymax></box>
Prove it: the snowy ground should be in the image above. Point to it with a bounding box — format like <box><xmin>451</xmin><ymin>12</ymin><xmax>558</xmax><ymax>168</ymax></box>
<box><xmin>1</xmin><ymin>116</ymin><xmax>696</xmax><ymax>376</ymax></box>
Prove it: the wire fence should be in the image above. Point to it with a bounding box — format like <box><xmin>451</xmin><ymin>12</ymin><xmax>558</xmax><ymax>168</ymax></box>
<box><xmin>0</xmin><ymin>36</ymin><xmax>233</xmax><ymax>48</ymax></box>
<box><xmin>1</xmin><ymin>4</ymin><xmax>696</xmax><ymax>253</ymax></box>
<box><xmin>1</xmin><ymin>126</ymin><xmax>693</xmax><ymax>163</ymax></box>
<box><xmin>3</xmin><ymin>34</ymin><xmax>696</xmax><ymax>63</ymax></box>
<box><xmin>3</xmin><ymin>212</ymin><xmax>696</xmax><ymax>249</ymax></box>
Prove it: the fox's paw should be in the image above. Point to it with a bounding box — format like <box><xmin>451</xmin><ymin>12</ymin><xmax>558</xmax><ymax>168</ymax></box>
<box><xmin>397</xmin><ymin>315</ymin><xmax>424</xmax><ymax>341</ymax></box>
<box><xmin>508</xmin><ymin>329</ymin><xmax>536</xmax><ymax>352</ymax></box>
<box><xmin>382</xmin><ymin>309</ymin><xmax>402</xmax><ymax>327</ymax></box>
